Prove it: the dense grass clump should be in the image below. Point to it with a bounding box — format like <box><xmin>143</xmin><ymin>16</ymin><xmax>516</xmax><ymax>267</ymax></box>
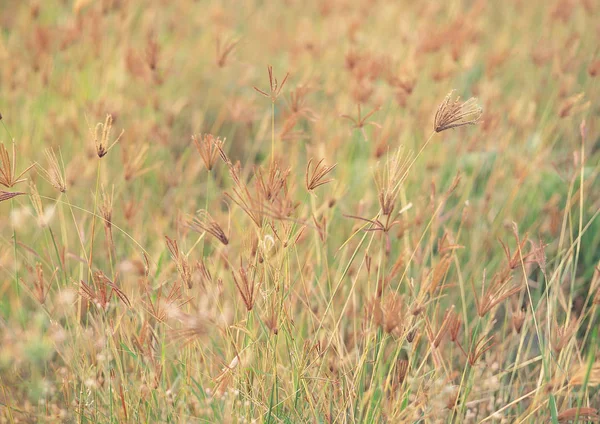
<box><xmin>1</xmin><ymin>1</ymin><xmax>599</xmax><ymax>422</ymax></box>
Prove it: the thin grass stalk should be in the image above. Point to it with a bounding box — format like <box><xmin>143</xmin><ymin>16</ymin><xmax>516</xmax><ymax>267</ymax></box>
<box><xmin>88</xmin><ymin>161</ymin><xmax>101</xmax><ymax>283</ymax></box>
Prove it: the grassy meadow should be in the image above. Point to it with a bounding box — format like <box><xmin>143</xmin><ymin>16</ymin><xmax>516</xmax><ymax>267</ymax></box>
<box><xmin>1</xmin><ymin>0</ymin><xmax>600</xmax><ymax>422</ymax></box>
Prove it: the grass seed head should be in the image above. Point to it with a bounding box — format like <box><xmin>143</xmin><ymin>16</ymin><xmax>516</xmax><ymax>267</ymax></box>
<box><xmin>434</xmin><ymin>90</ymin><xmax>483</xmax><ymax>133</ymax></box>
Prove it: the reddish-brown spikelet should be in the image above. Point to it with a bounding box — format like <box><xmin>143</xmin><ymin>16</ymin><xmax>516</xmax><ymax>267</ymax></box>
<box><xmin>472</xmin><ymin>269</ymin><xmax>522</xmax><ymax>317</ymax></box>
<box><xmin>0</xmin><ymin>141</ymin><xmax>33</xmax><ymax>188</ymax></box>
<box><xmin>165</xmin><ymin>236</ymin><xmax>193</xmax><ymax>289</ymax></box>
<box><xmin>215</xmin><ymin>35</ymin><xmax>239</xmax><ymax>68</ymax></box>
<box><xmin>187</xmin><ymin>210</ymin><xmax>229</xmax><ymax>245</ymax></box>
<box><xmin>37</xmin><ymin>148</ymin><xmax>67</xmax><ymax>193</ymax></box>
<box><xmin>0</xmin><ymin>191</ymin><xmax>25</xmax><ymax>203</ymax></box>
<box><xmin>192</xmin><ymin>133</ymin><xmax>224</xmax><ymax>172</ymax></box>
<box><xmin>232</xmin><ymin>262</ymin><xmax>261</xmax><ymax>311</ymax></box>
<box><xmin>306</xmin><ymin>158</ymin><xmax>336</xmax><ymax>192</ymax></box>
<box><xmin>90</xmin><ymin>114</ymin><xmax>123</xmax><ymax>159</ymax></box>
<box><xmin>254</xmin><ymin>65</ymin><xmax>289</xmax><ymax>102</ymax></box>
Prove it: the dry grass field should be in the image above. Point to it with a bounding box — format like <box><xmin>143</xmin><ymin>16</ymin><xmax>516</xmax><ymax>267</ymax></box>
<box><xmin>1</xmin><ymin>0</ymin><xmax>599</xmax><ymax>422</ymax></box>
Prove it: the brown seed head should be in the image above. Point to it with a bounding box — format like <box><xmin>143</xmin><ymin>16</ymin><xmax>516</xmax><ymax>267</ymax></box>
<box><xmin>306</xmin><ymin>158</ymin><xmax>336</xmax><ymax>192</ymax></box>
<box><xmin>37</xmin><ymin>148</ymin><xmax>67</xmax><ymax>193</ymax></box>
<box><xmin>187</xmin><ymin>210</ymin><xmax>229</xmax><ymax>245</ymax></box>
<box><xmin>434</xmin><ymin>90</ymin><xmax>482</xmax><ymax>133</ymax></box>
<box><xmin>254</xmin><ymin>65</ymin><xmax>289</xmax><ymax>102</ymax></box>
<box><xmin>192</xmin><ymin>133</ymin><xmax>225</xmax><ymax>172</ymax></box>
<box><xmin>0</xmin><ymin>141</ymin><xmax>33</xmax><ymax>188</ymax></box>
<box><xmin>90</xmin><ymin>114</ymin><xmax>123</xmax><ymax>159</ymax></box>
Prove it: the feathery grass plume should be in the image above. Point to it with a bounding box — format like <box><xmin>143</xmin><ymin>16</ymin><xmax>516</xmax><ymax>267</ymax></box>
<box><xmin>254</xmin><ymin>65</ymin><xmax>289</xmax><ymax>102</ymax></box>
<box><xmin>374</xmin><ymin>146</ymin><xmax>412</xmax><ymax>216</ymax></box>
<box><xmin>192</xmin><ymin>133</ymin><xmax>224</xmax><ymax>172</ymax></box>
<box><xmin>215</xmin><ymin>35</ymin><xmax>240</xmax><ymax>68</ymax></box>
<box><xmin>165</xmin><ymin>236</ymin><xmax>193</xmax><ymax>289</ymax></box>
<box><xmin>0</xmin><ymin>191</ymin><xmax>25</xmax><ymax>203</ymax></box>
<box><xmin>556</xmin><ymin>407</ymin><xmax>600</xmax><ymax>423</ymax></box>
<box><xmin>232</xmin><ymin>262</ymin><xmax>260</xmax><ymax>311</ymax></box>
<box><xmin>433</xmin><ymin>90</ymin><xmax>482</xmax><ymax>133</ymax></box>
<box><xmin>37</xmin><ymin>148</ymin><xmax>67</xmax><ymax>193</ymax></box>
<box><xmin>187</xmin><ymin>210</ymin><xmax>229</xmax><ymax>246</ymax></box>
<box><xmin>341</xmin><ymin>104</ymin><xmax>381</xmax><ymax>141</ymax></box>
<box><xmin>90</xmin><ymin>114</ymin><xmax>123</xmax><ymax>158</ymax></box>
<box><xmin>0</xmin><ymin>141</ymin><xmax>33</xmax><ymax>188</ymax></box>
<box><xmin>305</xmin><ymin>158</ymin><xmax>336</xmax><ymax>192</ymax></box>
<box><xmin>472</xmin><ymin>269</ymin><xmax>522</xmax><ymax>317</ymax></box>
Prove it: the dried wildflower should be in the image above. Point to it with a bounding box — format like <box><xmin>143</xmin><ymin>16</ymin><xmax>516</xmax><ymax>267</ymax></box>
<box><xmin>232</xmin><ymin>263</ymin><xmax>261</xmax><ymax>311</ymax></box>
<box><xmin>165</xmin><ymin>236</ymin><xmax>193</xmax><ymax>289</ymax></box>
<box><xmin>306</xmin><ymin>158</ymin><xmax>336</xmax><ymax>192</ymax></box>
<box><xmin>433</xmin><ymin>90</ymin><xmax>482</xmax><ymax>133</ymax></box>
<box><xmin>0</xmin><ymin>191</ymin><xmax>25</xmax><ymax>203</ymax></box>
<box><xmin>37</xmin><ymin>148</ymin><xmax>67</xmax><ymax>193</ymax></box>
<box><xmin>0</xmin><ymin>141</ymin><xmax>33</xmax><ymax>188</ymax></box>
<box><xmin>215</xmin><ymin>35</ymin><xmax>240</xmax><ymax>68</ymax></box>
<box><xmin>187</xmin><ymin>210</ymin><xmax>229</xmax><ymax>246</ymax></box>
<box><xmin>254</xmin><ymin>65</ymin><xmax>289</xmax><ymax>102</ymax></box>
<box><xmin>90</xmin><ymin>114</ymin><xmax>123</xmax><ymax>158</ymax></box>
<box><xmin>341</xmin><ymin>104</ymin><xmax>381</xmax><ymax>141</ymax></box>
<box><xmin>472</xmin><ymin>269</ymin><xmax>522</xmax><ymax>317</ymax></box>
<box><xmin>192</xmin><ymin>133</ymin><xmax>225</xmax><ymax>172</ymax></box>
<box><xmin>556</xmin><ymin>407</ymin><xmax>600</xmax><ymax>423</ymax></box>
